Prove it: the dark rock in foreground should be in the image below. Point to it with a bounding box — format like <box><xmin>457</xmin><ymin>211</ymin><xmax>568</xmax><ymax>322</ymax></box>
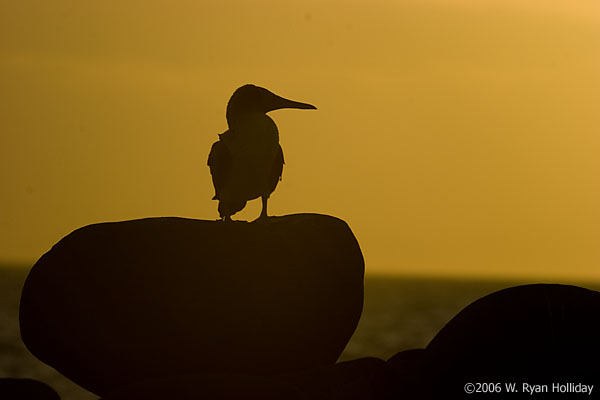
<box><xmin>388</xmin><ymin>284</ymin><xmax>600</xmax><ymax>398</ymax></box>
<box><xmin>20</xmin><ymin>214</ymin><xmax>364</xmax><ymax>397</ymax></box>
<box><xmin>283</xmin><ymin>357</ymin><xmax>394</xmax><ymax>399</ymax></box>
<box><xmin>102</xmin><ymin>373</ymin><xmax>301</xmax><ymax>400</ymax></box>
<box><xmin>101</xmin><ymin>358</ymin><xmax>392</xmax><ymax>400</ymax></box>
<box><xmin>0</xmin><ymin>378</ymin><xmax>60</xmax><ymax>399</ymax></box>
<box><xmin>428</xmin><ymin>284</ymin><xmax>600</xmax><ymax>378</ymax></box>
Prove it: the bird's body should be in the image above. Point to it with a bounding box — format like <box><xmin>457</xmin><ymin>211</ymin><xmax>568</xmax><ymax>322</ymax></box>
<box><xmin>209</xmin><ymin>115</ymin><xmax>283</xmax><ymax>217</ymax></box>
<box><xmin>207</xmin><ymin>85</ymin><xmax>315</xmax><ymax>221</ymax></box>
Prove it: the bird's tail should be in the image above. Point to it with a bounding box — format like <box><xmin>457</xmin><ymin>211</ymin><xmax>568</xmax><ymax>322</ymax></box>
<box><xmin>218</xmin><ymin>200</ymin><xmax>246</xmax><ymax>219</ymax></box>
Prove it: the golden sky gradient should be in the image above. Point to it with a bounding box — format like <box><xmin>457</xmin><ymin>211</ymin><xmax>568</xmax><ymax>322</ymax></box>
<box><xmin>1</xmin><ymin>0</ymin><xmax>599</xmax><ymax>280</ymax></box>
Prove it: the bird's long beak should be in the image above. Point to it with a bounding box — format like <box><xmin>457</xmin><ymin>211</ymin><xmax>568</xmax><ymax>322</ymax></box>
<box><xmin>267</xmin><ymin>93</ymin><xmax>317</xmax><ymax>112</ymax></box>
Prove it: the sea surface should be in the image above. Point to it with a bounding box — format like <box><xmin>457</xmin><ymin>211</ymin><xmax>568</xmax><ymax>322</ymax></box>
<box><xmin>1</xmin><ymin>264</ymin><xmax>598</xmax><ymax>400</ymax></box>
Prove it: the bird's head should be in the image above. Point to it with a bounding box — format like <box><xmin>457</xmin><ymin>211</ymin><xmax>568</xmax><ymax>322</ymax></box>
<box><xmin>226</xmin><ymin>84</ymin><xmax>316</xmax><ymax>126</ymax></box>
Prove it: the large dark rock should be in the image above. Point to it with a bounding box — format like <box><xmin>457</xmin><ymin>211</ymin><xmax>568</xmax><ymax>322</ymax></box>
<box><xmin>20</xmin><ymin>214</ymin><xmax>364</xmax><ymax>397</ymax></box>
<box><xmin>101</xmin><ymin>358</ymin><xmax>393</xmax><ymax>400</ymax></box>
<box><xmin>388</xmin><ymin>284</ymin><xmax>600</xmax><ymax>398</ymax></box>
<box><xmin>102</xmin><ymin>373</ymin><xmax>303</xmax><ymax>400</ymax></box>
<box><xmin>0</xmin><ymin>378</ymin><xmax>60</xmax><ymax>399</ymax></box>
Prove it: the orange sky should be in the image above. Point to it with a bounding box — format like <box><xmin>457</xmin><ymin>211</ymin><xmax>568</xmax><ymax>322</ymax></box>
<box><xmin>1</xmin><ymin>0</ymin><xmax>599</xmax><ymax>280</ymax></box>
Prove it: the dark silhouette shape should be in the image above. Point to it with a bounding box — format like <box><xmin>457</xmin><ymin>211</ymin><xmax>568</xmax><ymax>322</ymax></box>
<box><xmin>101</xmin><ymin>358</ymin><xmax>392</xmax><ymax>400</ymax></box>
<box><xmin>387</xmin><ymin>284</ymin><xmax>600</xmax><ymax>398</ymax></box>
<box><xmin>0</xmin><ymin>378</ymin><xmax>60</xmax><ymax>399</ymax></box>
<box><xmin>281</xmin><ymin>357</ymin><xmax>394</xmax><ymax>400</ymax></box>
<box><xmin>208</xmin><ymin>84</ymin><xmax>316</xmax><ymax>221</ymax></box>
<box><xmin>102</xmin><ymin>373</ymin><xmax>302</xmax><ymax>400</ymax></box>
<box><xmin>20</xmin><ymin>214</ymin><xmax>363</xmax><ymax>397</ymax></box>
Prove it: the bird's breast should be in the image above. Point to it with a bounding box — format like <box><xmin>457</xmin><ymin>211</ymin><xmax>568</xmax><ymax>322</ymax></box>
<box><xmin>218</xmin><ymin>115</ymin><xmax>281</xmax><ymax>200</ymax></box>
<box><xmin>224</xmin><ymin>115</ymin><xmax>279</xmax><ymax>159</ymax></box>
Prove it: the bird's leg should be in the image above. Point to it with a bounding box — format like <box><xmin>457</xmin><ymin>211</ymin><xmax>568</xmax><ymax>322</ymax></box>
<box><xmin>222</xmin><ymin>215</ymin><xmax>232</xmax><ymax>222</ymax></box>
<box><xmin>259</xmin><ymin>195</ymin><xmax>269</xmax><ymax>219</ymax></box>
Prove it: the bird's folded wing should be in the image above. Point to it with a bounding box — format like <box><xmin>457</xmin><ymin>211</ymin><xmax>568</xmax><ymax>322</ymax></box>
<box><xmin>271</xmin><ymin>144</ymin><xmax>285</xmax><ymax>184</ymax></box>
<box><xmin>207</xmin><ymin>139</ymin><xmax>232</xmax><ymax>200</ymax></box>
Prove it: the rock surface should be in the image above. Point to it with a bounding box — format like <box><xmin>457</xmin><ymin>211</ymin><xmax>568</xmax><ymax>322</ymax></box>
<box><xmin>388</xmin><ymin>284</ymin><xmax>600</xmax><ymax>398</ymax></box>
<box><xmin>0</xmin><ymin>378</ymin><xmax>60</xmax><ymax>400</ymax></box>
<box><xmin>20</xmin><ymin>214</ymin><xmax>364</xmax><ymax>396</ymax></box>
<box><xmin>427</xmin><ymin>283</ymin><xmax>600</xmax><ymax>377</ymax></box>
<box><xmin>101</xmin><ymin>358</ymin><xmax>392</xmax><ymax>400</ymax></box>
<box><xmin>102</xmin><ymin>373</ymin><xmax>302</xmax><ymax>400</ymax></box>
<box><xmin>283</xmin><ymin>357</ymin><xmax>394</xmax><ymax>400</ymax></box>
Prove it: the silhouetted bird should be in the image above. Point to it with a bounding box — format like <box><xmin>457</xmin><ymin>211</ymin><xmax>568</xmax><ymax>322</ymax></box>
<box><xmin>208</xmin><ymin>85</ymin><xmax>316</xmax><ymax>221</ymax></box>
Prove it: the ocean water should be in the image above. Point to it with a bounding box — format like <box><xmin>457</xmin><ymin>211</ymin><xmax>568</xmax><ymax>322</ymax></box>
<box><xmin>1</xmin><ymin>265</ymin><xmax>598</xmax><ymax>400</ymax></box>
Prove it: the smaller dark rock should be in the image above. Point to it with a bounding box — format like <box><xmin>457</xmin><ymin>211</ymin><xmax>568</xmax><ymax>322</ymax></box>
<box><xmin>427</xmin><ymin>284</ymin><xmax>600</xmax><ymax>380</ymax></box>
<box><xmin>284</xmin><ymin>357</ymin><xmax>395</xmax><ymax>399</ymax></box>
<box><xmin>387</xmin><ymin>284</ymin><xmax>600</xmax><ymax>399</ymax></box>
<box><xmin>386</xmin><ymin>349</ymin><xmax>430</xmax><ymax>399</ymax></box>
<box><xmin>387</xmin><ymin>348</ymin><xmax>427</xmax><ymax>373</ymax></box>
<box><xmin>0</xmin><ymin>378</ymin><xmax>60</xmax><ymax>399</ymax></box>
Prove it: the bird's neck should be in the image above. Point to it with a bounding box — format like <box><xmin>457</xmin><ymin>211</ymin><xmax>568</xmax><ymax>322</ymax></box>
<box><xmin>227</xmin><ymin>110</ymin><xmax>254</xmax><ymax>128</ymax></box>
<box><xmin>227</xmin><ymin>112</ymin><xmax>273</xmax><ymax>130</ymax></box>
